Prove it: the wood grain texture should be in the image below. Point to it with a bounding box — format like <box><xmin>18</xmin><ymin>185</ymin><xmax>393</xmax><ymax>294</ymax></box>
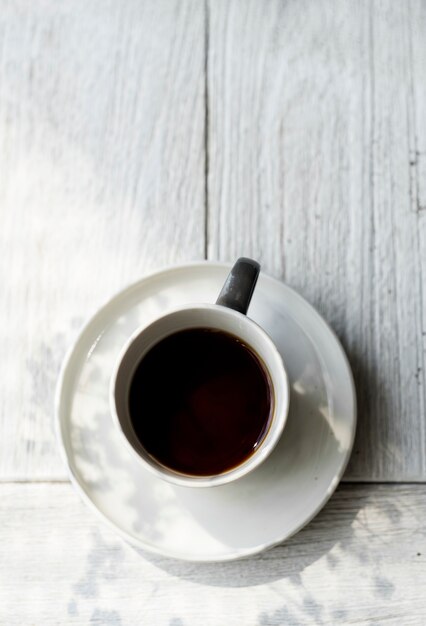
<box><xmin>410</xmin><ymin>2</ymin><xmax>426</xmax><ymax>214</ymax></box>
<box><xmin>207</xmin><ymin>0</ymin><xmax>426</xmax><ymax>480</ymax></box>
<box><xmin>0</xmin><ymin>0</ymin><xmax>205</xmax><ymax>479</ymax></box>
<box><xmin>0</xmin><ymin>482</ymin><xmax>425</xmax><ymax>625</ymax></box>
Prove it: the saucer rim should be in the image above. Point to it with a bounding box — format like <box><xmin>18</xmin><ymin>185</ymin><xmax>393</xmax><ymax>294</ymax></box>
<box><xmin>55</xmin><ymin>260</ymin><xmax>357</xmax><ymax>562</ymax></box>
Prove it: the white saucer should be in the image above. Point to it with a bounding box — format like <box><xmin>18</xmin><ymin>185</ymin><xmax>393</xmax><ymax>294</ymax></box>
<box><xmin>56</xmin><ymin>262</ymin><xmax>356</xmax><ymax>562</ymax></box>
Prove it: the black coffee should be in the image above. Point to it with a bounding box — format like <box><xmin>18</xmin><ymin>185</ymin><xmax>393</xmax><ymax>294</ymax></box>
<box><xmin>128</xmin><ymin>328</ymin><xmax>273</xmax><ymax>476</ymax></box>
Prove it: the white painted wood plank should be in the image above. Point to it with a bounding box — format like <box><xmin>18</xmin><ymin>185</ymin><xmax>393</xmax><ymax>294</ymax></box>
<box><xmin>410</xmin><ymin>2</ymin><xmax>426</xmax><ymax>478</ymax></box>
<box><xmin>207</xmin><ymin>0</ymin><xmax>426</xmax><ymax>480</ymax></box>
<box><xmin>0</xmin><ymin>1</ymin><xmax>205</xmax><ymax>479</ymax></box>
<box><xmin>409</xmin><ymin>2</ymin><xmax>426</xmax><ymax>214</ymax></box>
<box><xmin>0</xmin><ymin>483</ymin><xmax>425</xmax><ymax>625</ymax></box>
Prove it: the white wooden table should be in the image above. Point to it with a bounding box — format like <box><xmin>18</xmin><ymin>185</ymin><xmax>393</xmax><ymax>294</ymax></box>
<box><xmin>1</xmin><ymin>1</ymin><xmax>425</xmax><ymax>624</ymax></box>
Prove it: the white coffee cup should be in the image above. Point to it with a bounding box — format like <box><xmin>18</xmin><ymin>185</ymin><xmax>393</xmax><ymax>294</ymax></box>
<box><xmin>110</xmin><ymin>258</ymin><xmax>290</xmax><ymax>487</ymax></box>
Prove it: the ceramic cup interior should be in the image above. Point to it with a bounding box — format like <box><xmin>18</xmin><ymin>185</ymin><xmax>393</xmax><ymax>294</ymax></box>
<box><xmin>111</xmin><ymin>304</ymin><xmax>289</xmax><ymax>487</ymax></box>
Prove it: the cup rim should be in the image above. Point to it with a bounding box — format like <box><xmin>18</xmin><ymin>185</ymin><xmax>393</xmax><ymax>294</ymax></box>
<box><xmin>110</xmin><ymin>303</ymin><xmax>290</xmax><ymax>488</ymax></box>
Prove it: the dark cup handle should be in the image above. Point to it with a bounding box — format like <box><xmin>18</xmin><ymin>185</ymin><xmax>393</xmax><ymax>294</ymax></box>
<box><xmin>216</xmin><ymin>257</ymin><xmax>260</xmax><ymax>315</ymax></box>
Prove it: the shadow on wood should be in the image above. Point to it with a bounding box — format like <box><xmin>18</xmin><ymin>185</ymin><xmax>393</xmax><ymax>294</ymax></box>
<box><xmin>338</xmin><ymin>332</ymin><xmax>396</xmax><ymax>481</ymax></box>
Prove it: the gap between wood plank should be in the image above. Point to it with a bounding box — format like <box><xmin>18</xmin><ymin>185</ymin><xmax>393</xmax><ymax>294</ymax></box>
<box><xmin>0</xmin><ymin>479</ymin><xmax>70</xmax><ymax>484</ymax></box>
<box><xmin>204</xmin><ymin>0</ymin><xmax>210</xmax><ymax>260</ymax></box>
<box><xmin>0</xmin><ymin>479</ymin><xmax>425</xmax><ymax>485</ymax></box>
